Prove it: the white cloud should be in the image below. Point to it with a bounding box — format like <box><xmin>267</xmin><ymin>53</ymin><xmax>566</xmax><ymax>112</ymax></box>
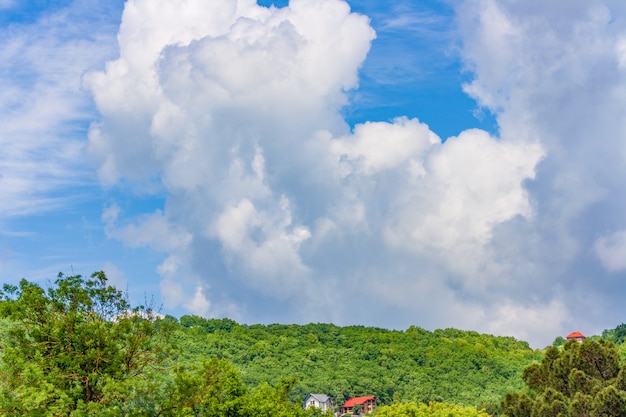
<box><xmin>382</xmin><ymin>128</ymin><xmax>543</xmax><ymax>251</ymax></box>
<box><xmin>87</xmin><ymin>0</ymin><xmax>626</xmax><ymax>348</ymax></box>
<box><xmin>594</xmin><ymin>230</ymin><xmax>626</xmax><ymax>272</ymax></box>
<box><xmin>101</xmin><ymin>262</ymin><xmax>127</xmax><ymax>291</ymax></box>
<box><xmin>484</xmin><ymin>299</ymin><xmax>569</xmax><ymax>347</ymax></box>
<box><xmin>188</xmin><ymin>285</ymin><xmax>211</xmax><ymax>316</ymax></box>
<box><xmin>104</xmin><ymin>208</ymin><xmax>192</xmax><ymax>253</ymax></box>
<box><xmin>86</xmin><ymin>0</ymin><xmax>376</xmax><ymax>310</ymax></box>
<box><xmin>455</xmin><ymin>0</ymin><xmax>626</xmax><ymax>343</ymax></box>
<box><xmin>331</xmin><ymin>117</ymin><xmax>440</xmax><ymax>175</ymax></box>
<box><xmin>617</xmin><ymin>37</ymin><xmax>626</xmax><ymax>69</ymax></box>
<box><xmin>215</xmin><ymin>196</ymin><xmax>311</xmax><ymax>290</ymax></box>
<box><xmin>84</xmin><ymin>0</ymin><xmax>375</xmax><ymax>186</ymax></box>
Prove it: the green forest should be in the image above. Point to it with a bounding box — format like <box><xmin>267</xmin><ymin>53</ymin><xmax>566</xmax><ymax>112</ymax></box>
<box><xmin>2</xmin><ymin>272</ymin><xmax>626</xmax><ymax>416</ymax></box>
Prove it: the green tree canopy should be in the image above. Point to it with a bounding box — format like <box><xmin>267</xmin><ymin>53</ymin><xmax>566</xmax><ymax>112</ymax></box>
<box><xmin>0</xmin><ymin>272</ymin><xmax>170</xmax><ymax>415</ymax></box>
<box><xmin>0</xmin><ymin>272</ymin><xmax>327</xmax><ymax>416</ymax></box>
<box><xmin>603</xmin><ymin>323</ymin><xmax>626</xmax><ymax>345</ymax></box>
<box><xmin>170</xmin><ymin>318</ymin><xmax>539</xmax><ymax>408</ymax></box>
<box><xmin>501</xmin><ymin>339</ymin><xmax>626</xmax><ymax>417</ymax></box>
<box><xmin>375</xmin><ymin>401</ymin><xmax>490</xmax><ymax>417</ymax></box>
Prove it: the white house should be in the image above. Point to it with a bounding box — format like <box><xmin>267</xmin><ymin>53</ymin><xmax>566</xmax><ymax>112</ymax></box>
<box><xmin>304</xmin><ymin>394</ymin><xmax>333</xmax><ymax>412</ymax></box>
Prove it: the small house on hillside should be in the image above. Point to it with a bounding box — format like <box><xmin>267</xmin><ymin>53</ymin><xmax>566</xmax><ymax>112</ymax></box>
<box><xmin>340</xmin><ymin>396</ymin><xmax>376</xmax><ymax>415</ymax></box>
<box><xmin>566</xmin><ymin>331</ymin><xmax>586</xmax><ymax>342</ymax></box>
<box><xmin>304</xmin><ymin>394</ymin><xmax>332</xmax><ymax>412</ymax></box>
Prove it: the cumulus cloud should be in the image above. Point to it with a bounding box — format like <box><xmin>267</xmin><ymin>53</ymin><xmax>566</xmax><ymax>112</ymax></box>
<box><xmin>86</xmin><ymin>0</ymin><xmax>626</xmax><ymax>347</ymax></box>
<box><xmin>456</xmin><ymin>0</ymin><xmax>626</xmax><ymax>339</ymax></box>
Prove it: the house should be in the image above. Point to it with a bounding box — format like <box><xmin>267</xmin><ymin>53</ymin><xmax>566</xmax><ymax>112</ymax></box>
<box><xmin>304</xmin><ymin>394</ymin><xmax>333</xmax><ymax>413</ymax></box>
<box><xmin>340</xmin><ymin>396</ymin><xmax>376</xmax><ymax>415</ymax></box>
<box><xmin>566</xmin><ymin>331</ymin><xmax>586</xmax><ymax>342</ymax></box>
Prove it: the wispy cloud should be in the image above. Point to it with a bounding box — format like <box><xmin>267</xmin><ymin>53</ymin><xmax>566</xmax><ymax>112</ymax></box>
<box><xmin>357</xmin><ymin>1</ymin><xmax>456</xmax><ymax>86</ymax></box>
<box><xmin>0</xmin><ymin>0</ymin><xmax>15</xmax><ymax>10</ymax></box>
<box><xmin>0</xmin><ymin>1</ymin><xmax>121</xmax><ymax>219</ymax></box>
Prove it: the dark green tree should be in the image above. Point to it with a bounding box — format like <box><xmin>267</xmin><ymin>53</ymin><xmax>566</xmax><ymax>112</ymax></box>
<box><xmin>501</xmin><ymin>339</ymin><xmax>626</xmax><ymax>417</ymax></box>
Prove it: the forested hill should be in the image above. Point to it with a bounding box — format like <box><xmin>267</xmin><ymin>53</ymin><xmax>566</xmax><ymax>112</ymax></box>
<box><xmin>171</xmin><ymin>316</ymin><xmax>542</xmax><ymax>408</ymax></box>
<box><xmin>10</xmin><ymin>273</ymin><xmax>626</xmax><ymax>416</ymax></box>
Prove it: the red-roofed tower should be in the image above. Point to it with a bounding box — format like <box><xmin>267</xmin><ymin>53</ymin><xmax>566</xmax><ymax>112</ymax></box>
<box><xmin>566</xmin><ymin>331</ymin><xmax>586</xmax><ymax>342</ymax></box>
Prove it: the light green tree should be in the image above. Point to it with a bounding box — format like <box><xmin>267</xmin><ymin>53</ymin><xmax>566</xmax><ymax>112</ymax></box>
<box><xmin>375</xmin><ymin>401</ymin><xmax>490</xmax><ymax>417</ymax></box>
<box><xmin>0</xmin><ymin>272</ymin><xmax>323</xmax><ymax>416</ymax></box>
<box><xmin>0</xmin><ymin>272</ymin><xmax>171</xmax><ymax>416</ymax></box>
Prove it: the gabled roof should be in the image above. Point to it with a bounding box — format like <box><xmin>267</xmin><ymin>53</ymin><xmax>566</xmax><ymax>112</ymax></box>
<box><xmin>342</xmin><ymin>396</ymin><xmax>376</xmax><ymax>408</ymax></box>
<box><xmin>566</xmin><ymin>331</ymin><xmax>585</xmax><ymax>339</ymax></box>
<box><xmin>306</xmin><ymin>394</ymin><xmax>330</xmax><ymax>403</ymax></box>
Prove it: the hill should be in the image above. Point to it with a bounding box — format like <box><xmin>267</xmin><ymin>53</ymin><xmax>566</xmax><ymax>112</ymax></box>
<box><xmin>172</xmin><ymin>316</ymin><xmax>542</xmax><ymax>409</ymax></box>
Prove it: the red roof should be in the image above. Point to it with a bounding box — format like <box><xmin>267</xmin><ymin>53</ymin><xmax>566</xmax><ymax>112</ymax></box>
<box><xmin>342</xmin><ymin>396</ymin><xmax>376</xmax><ymax>408</ymax></box>
<box><xmin>566</xmin><ymin>331</ymin><xmax>585</xmax><ymax>339</ymax></box>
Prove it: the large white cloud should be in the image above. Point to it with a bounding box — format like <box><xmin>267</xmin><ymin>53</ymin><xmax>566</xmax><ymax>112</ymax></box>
<box><xmin>85</xmin><ymin>0</ymin><xmax>626</xmax><ymax>347</ymax></box>
<box><xmin>456</xmin><ymin>0</ymin><xmax>626</xmax><ymax>340</ymax></box>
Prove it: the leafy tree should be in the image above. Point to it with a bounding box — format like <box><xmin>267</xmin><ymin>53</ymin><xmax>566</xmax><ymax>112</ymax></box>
<box><xmin>603</xmin><ymin>323</ymin><xmax>626</xmax><ymax>345</ymax></box>
<box><xmin>237</xmin><ymin>378</ymin><xmax>324</xmax><ymax>417</ymax></box>
<box><xmin>0</xmin><ymin>272</ymin><xmax>171</xmax><ymax>415</ymax></box>
<box><xmin>155</xmin><ymin>358</ymin><xmax>248</xmax><ymax>417</ymax></box>
<box><xmin>0</xmin><ymin>272</ymin><xmax>326</xmax><ymax>416</ymax></box>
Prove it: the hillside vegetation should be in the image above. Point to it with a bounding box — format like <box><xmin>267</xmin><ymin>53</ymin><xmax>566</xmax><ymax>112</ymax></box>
<box><xmin>172</xmin><ymin>315</ymin><xmax>541</xmax><ymax>408</ymax></box>
<box><xmin>14</xmin><ymin>271</ymin><xmax>626</xmax><ymax>416</ymax></box>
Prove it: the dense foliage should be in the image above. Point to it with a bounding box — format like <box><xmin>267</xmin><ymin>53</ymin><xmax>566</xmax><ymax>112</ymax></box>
<box><xmin>0</xmin><ymin>272</ymin><xmax>171</xmax><ymax>414</ymax></box>
<box><xmin>172</xmin><ymin>316</ymin><xmax>540</xmax><ymax>408</ymax></box>
<box><xmin>501</xmin><ymin>339</ymin><xmax>626</xmax><ymax>417</ymax></box>
<box><xmin>0</xmin><ymin>271</ymin><xmax>547</xmax><ymax>415</ymax></box>
<box><xmin>375</xmin><ymin>401</ymin><xmax>490</xmax><ymax>417</ymax></box>
<box><xmin>0</xmin><ymin>273</ymin><xmax>322</xmax><ymax>416</ymax></box>
<box><xmin>603</xmin><ymin>323</ymin><xmax>626</xmax><ymax>345</ymax></box>
<box><xmin>8</xmin><ymin>272</ymin><xmax>626</xmax><ymax>416</ymax></box>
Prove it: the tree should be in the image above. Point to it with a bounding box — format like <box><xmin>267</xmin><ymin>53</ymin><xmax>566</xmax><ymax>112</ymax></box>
<box><xmin>0</xmin><ymin>272</ymin><xmax>322</xmax><ymax>416</ymax></box>
<box><xmin>501</xmin><ymin>339</ymin><xmax>626</xmax><ymax>417</ymax></box>
<box><xmin>153</xmin><ymin>358</ymin><xmax>248</xmax><ymax>417</ymax></box>
<box><xmin>0</xmin><ymin>272</ymin><xmax>171</xmax><ymax>416</ymax></box>
<box><xmin>603</xmin><ymin>324</ymin><xmax>626</xmax><ymax>345</ymax></box>
<box><xmin>553</xmin><ymin>336</ymin><xmax>566</xmax><ymax>347</ymax></box>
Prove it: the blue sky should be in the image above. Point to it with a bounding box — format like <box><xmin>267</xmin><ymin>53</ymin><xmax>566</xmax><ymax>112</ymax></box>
<box><xmin>1</xmin><ymin>0</ymin><xmax>626</xmax><ymax>348</ymax></box>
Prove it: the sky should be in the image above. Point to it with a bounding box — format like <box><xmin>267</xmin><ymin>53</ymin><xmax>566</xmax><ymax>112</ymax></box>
<box><xmin>1</xmin><ymin>0</ymin><xmax>626</xmax><ymax>348</ymax></box>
